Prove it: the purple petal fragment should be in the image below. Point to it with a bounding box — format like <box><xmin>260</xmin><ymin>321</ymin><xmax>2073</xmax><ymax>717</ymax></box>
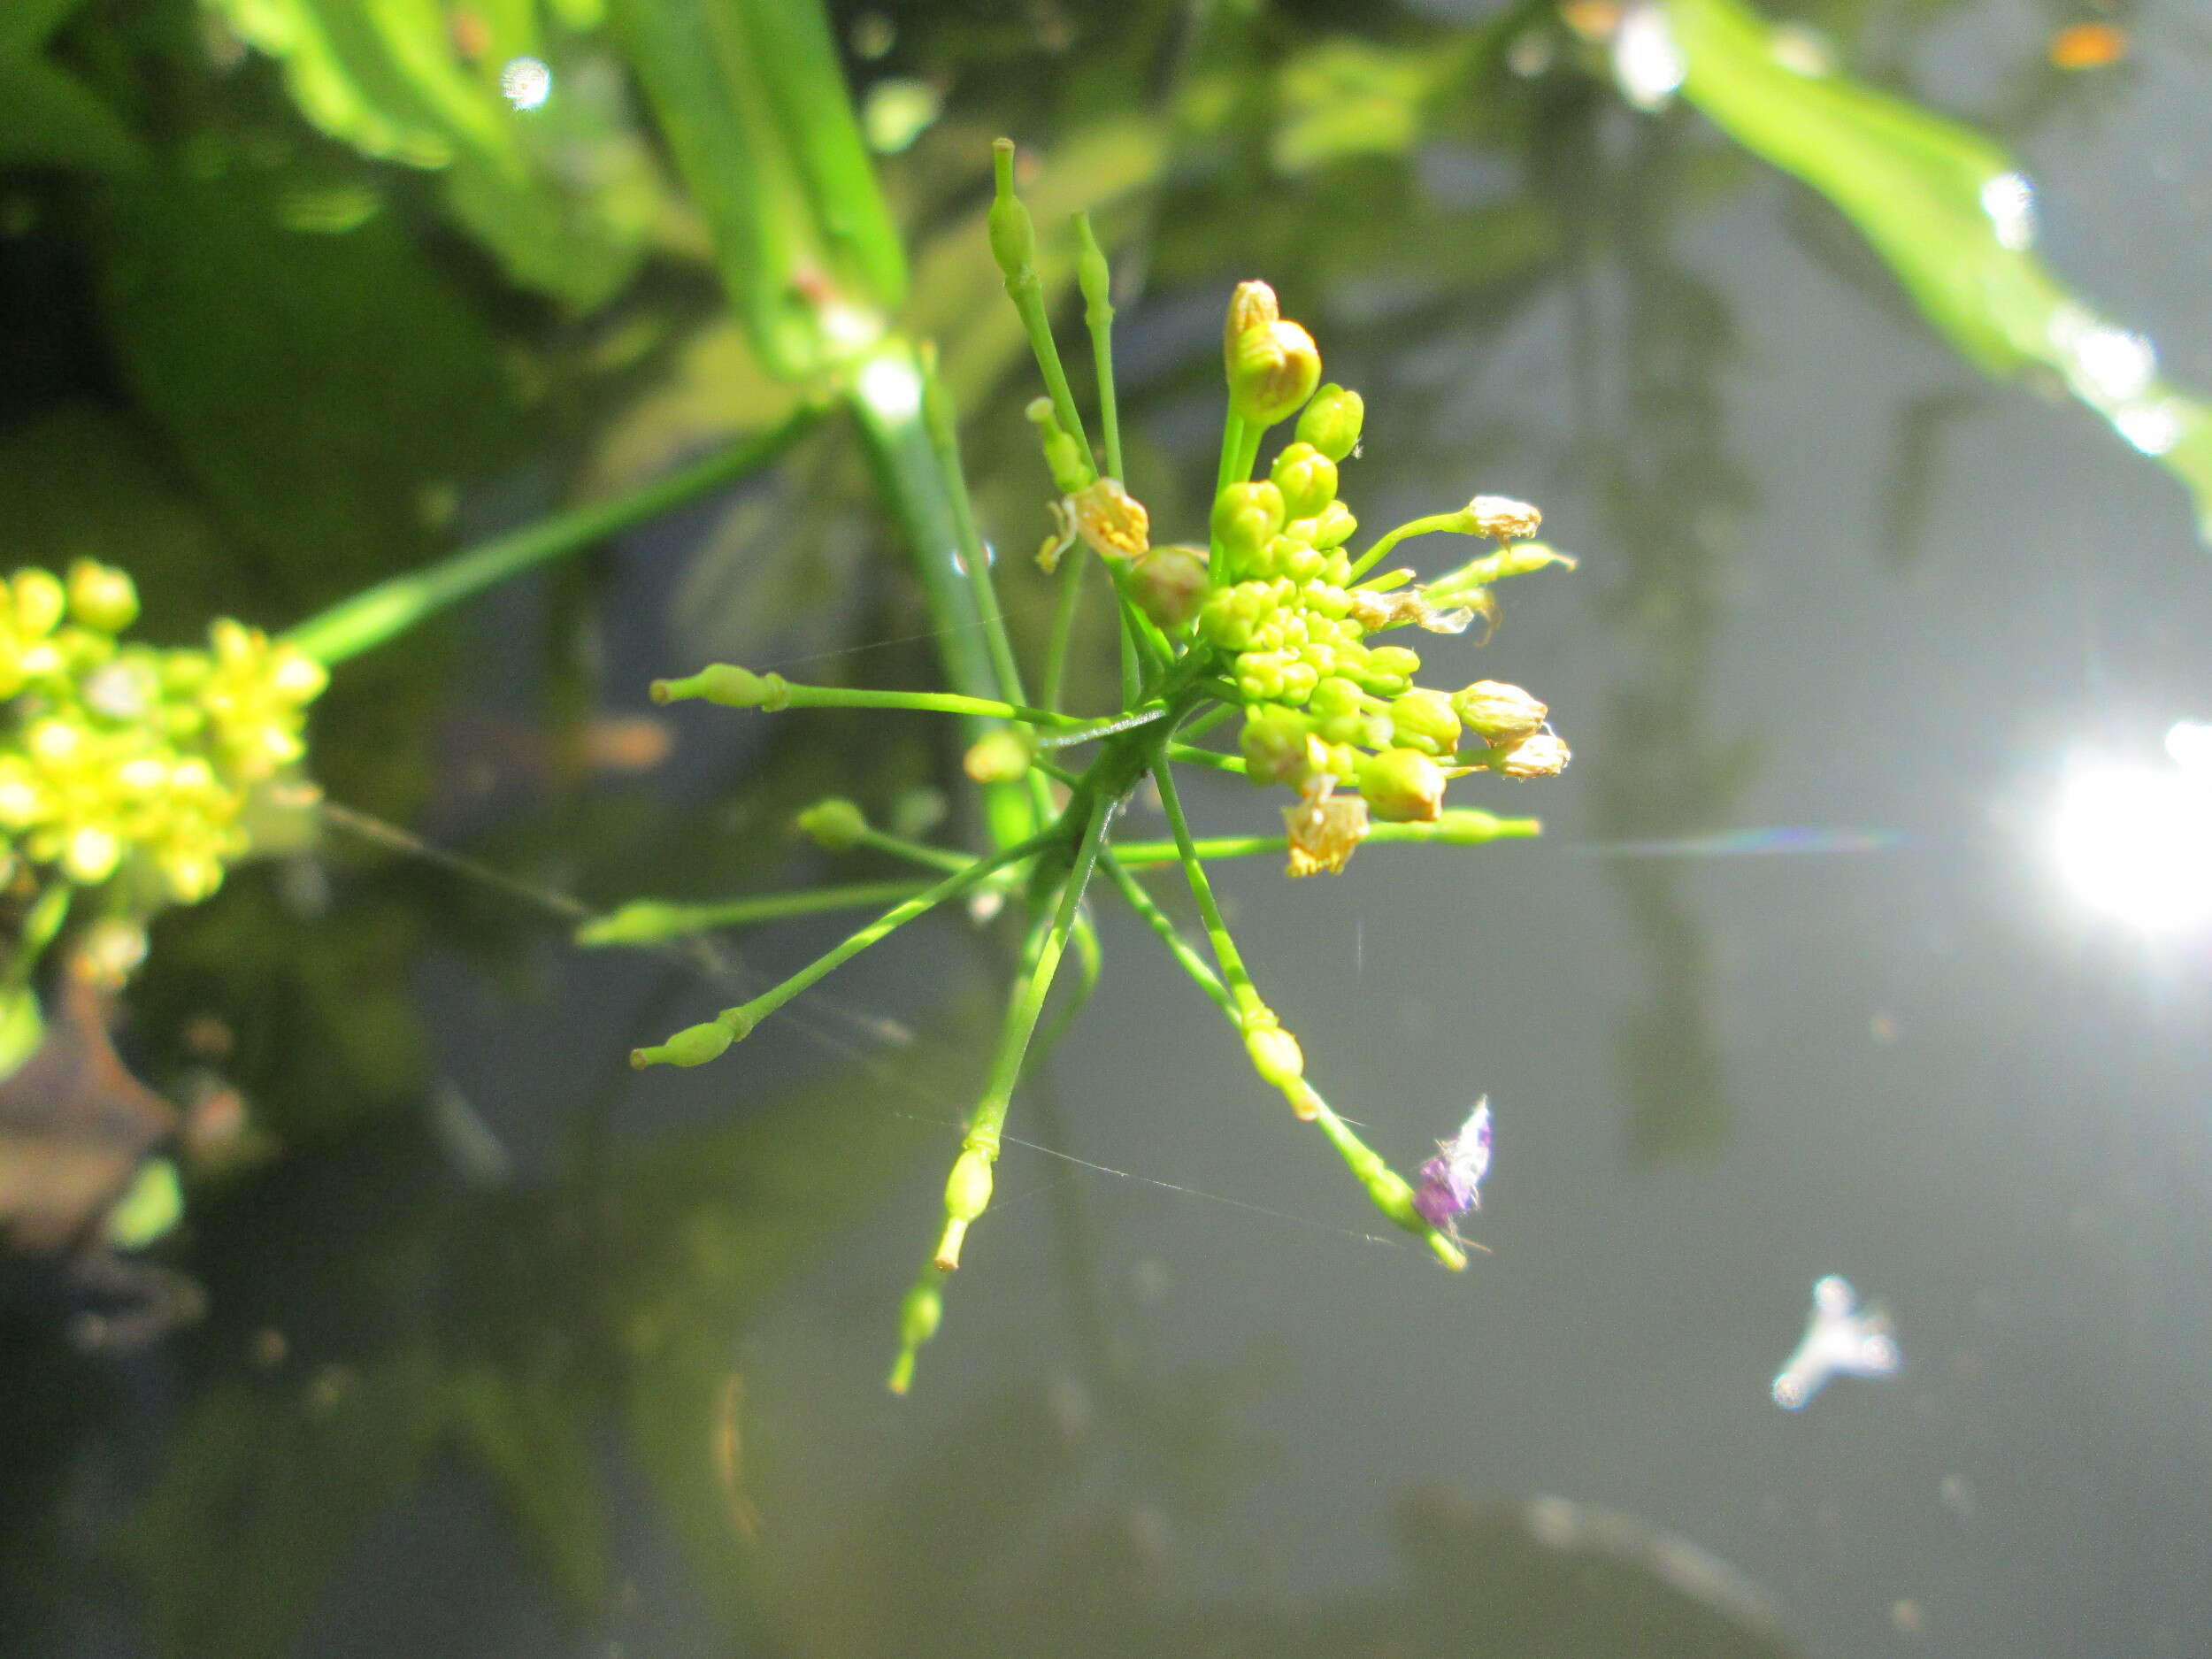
<box><xmin>1414</xmin><ymin>1100</ymin><xmax>1491</xmax><ymax>1231</ymax></box>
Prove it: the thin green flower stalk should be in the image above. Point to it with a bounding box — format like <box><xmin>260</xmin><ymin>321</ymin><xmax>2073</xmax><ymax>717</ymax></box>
<box><xmin>628</xmin><ymin>141</ymin><xmax>1578</xmax><ymax>1390</ymax></box>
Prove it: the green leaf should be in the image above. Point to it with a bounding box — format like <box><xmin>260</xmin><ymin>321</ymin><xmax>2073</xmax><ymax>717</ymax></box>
<box><xmin>1668</xmin><ymin>0</ymin><xmax>2212</xmax><ymax>541</ymax></box>
<box><xmin>0</xmin><ymin>56</ymin><xmax>145</xmax><ymax>173</ymax></box>
<box><xmin>90</xmin><ymin>161</ymin><xmax>529</xmax><ymax>612</ymax></box>
<box><xmin>205</xmin><ymin>0</ymin><xmax>653</xmax><ymax>307</ymax></box>
<box><xmin>604</xmin><ymin>0</ymin><xmax>905</xmax><ymax>379</ymax></box>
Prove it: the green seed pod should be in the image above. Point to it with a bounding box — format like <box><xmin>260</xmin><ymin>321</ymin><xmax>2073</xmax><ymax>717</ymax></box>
<box><xmin>631</xmin><ymin>1015</ymin><xmax>744</xmax><ymax>1069</ymax></box>
<box><xmin>796</xmin><ymin>796</ymin><xmax>868</xmax><ymax>849</ymax></box>
<box><xmin>1452</xmin><ymin>680</ymin><xmax>1548</xmax><ymax>745</ymax></box>
<box><xmin>1357</xmin><ymin>748</ymin><xmax>1447</xmax><ymax>824</ymax></box>
<box><xmin>1227</xmin><ymin>318</ymin><xmax>1322</xmax><ymax>428</ymax></box>
<box><xmin>987</xmin><ymin>138</ymin><xmax>1036</xmax><ymax>283</ymax></box>
<box><xmin>1296</xmin><ymin>382</ymin><xmax>1365</xmax><ymax>462</ymax></box>
<box><xmin>66</xmin><ymin>561</ymin><xmax>139</xmax><ymax>634</ymax></box>
<box><xmin>1387</xmin><ymin>688</ymin><xmax>1462</xmax><ymax>757</ymax></box>
<box><xmin>1243</xmin><ymin>1018</ymin><xmax>1305</xmax><ymax>1090</ymax></box>
<box><xmin>1129</xmin><ymin>543</ymin><xmax>1210</xmax><ymax>632</ymax></box>
<box><xmin>651</xmin><ymin>664</ymin><xmax>789</xmax><ymax>710</ymax></box>
<box><xmin>1240</xmin><ymin>703</ymin><xmax>1314</xmax><ymax>786</ymax></box>
<box><xmin>1270</xmin><ymin>442</ymin><xmax>1338</xmax><ymax>519</ymax></box>
<box><xmin>1025</xmin><ymin>399</ymin><xmax>1094</xmax><ymax>495</ymax></box>
<box><xmin>1212</xmin><ymin>481</ymin><xmax>1286</xmax><ymax>568</ymax></box>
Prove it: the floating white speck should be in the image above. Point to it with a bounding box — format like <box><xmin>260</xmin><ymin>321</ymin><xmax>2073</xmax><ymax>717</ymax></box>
<box><xmin>1772</xmin><ymin>1275</ymin><xmax>1900</xmax><ymax>1409</ymax></box>
<box><xmin>1979</xmin><ymin>172</ymin><xmax>2038</xmax><ymax>251</ymax></box>
<box><xmin>500</xmin><ymin>57</ymin><xmax>552</xmax><ymax>111</ymax></box>
<box><xmin>1613</xmin><ymin>3</ymin><xmax>1686</xmax><ymax>113</ymax></box>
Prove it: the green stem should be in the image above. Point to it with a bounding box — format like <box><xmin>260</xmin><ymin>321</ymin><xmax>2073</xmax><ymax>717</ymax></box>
<box><xmin>1169</xmin><ymin>743</ymin><xmax>1244</xmax><ymax>775</ymax></box>
<box><xmin>657</xmin><ymin>671</ymin><xmax>1106</xmax><ymax>730</ymax></box>
<box><xmin>576</xmin><ymin>880</ymin><xmax>926</xmax><ymax>947</ymax></box>
<box><xmin>1347</xmin><ymin>511</ymin><xmax>1465</xmax><ymax>583</ymax></box>
<box><xmin>1178</xmin><ymin>703</ymin><xmax>1235</xmax><ymax>741</ymax></box>
<box><xmin>1072</xmin><ymin>211</ymin><xmax>1122</xmax><ymax>480</ymax></box>
<box><xmin>934</xmin><ymin>795</ymin><xmax>1110</xmax><ymax>1269</ymax></box>
<box><xmin>846</xmin><ymin>337</ymin><xmax>1033</xmax><ymax>849</ymax></box>
<box><xmin>1110</xmin><ymin>811</ymin><xmax>1543</xmax><ymax>868</ymax></box>
<box><xmin>1097</xmin><ymin>848</ymin><xmax>1237</xmax><ymax>1018</ymax></box>
<box><xmin>1041</xmin><ymin>550</ymin><xmax>1086</xmax><ymax>714</ymax></box>
<box><xmin>854</xmin><ymin>826</ymin><xmax>976</xmax><ymax>875</ymax></box>
<box><xmin>1029</xmin><ymin>702</ymin><xmax>1173</xmax><ymax>750</ymax></box>
<box><xmin>1150</xmin><ymin>739</ymin><xmax>1263</xmax><ymax>1019</ymax></box>
<box><xmin>993</xmin><ymin>140</ymin><xmax>1094</xmax><ymax>470</ymax></box>
<box><xmin>282</xmin><ymin>402</ymin><xmax>826</xmax><ymax>666</ymax></box>
<box><xmin>919</xmin><ymin>347</ymin><xmax>1029</xmax><ymax>708</ymax></box>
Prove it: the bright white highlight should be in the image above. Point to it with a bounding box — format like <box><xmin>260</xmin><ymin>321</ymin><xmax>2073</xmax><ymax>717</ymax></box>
<box><xmin>1980</xmin><ymin>172</ymin><xmax>2038</xmax><ymax>250</ymax></box>
<box><xmin>1773</xmin><ymin>1276</ymin><xmax>1900</xmax><ymax>1409</ymax></box>
<box><xmin>2052</xmin><ymin>748</ymin><xmax>2212</xmax><ymax>931</ymax></box>
<box><xmin>2115</xmin><ymin>399</ymin><xmax>2184</xmax><ymax>457</ymax></box>
<box><xmin>1613</xmin><ymin>3</ymin><xmax>1686</xmax><ymax>112</ymax></box>
<box><xmin>500</xmin><ymin>57</ymin><xmax>552</xmax><ymax>111</ymax></box>
<box><xmin>855</xmin><ymin>352</ymin><xmax>923</xmax><ymax>423</ymax></box>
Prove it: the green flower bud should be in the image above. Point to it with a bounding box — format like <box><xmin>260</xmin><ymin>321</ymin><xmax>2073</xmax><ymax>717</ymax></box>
<box><xmin>1357</xmin><ymin>748</ymin><xmax>1447</xmax><ymax>823</ymax></box>
<box><xmin>1129</xmin><ymin>543</ymin><xmax>1210</xmax><ymax>633</ymax></box>
<box><xmin>1228</xmin><ymin>318</ymin><xmax>1322</xmax><ymax>428</ymax></box>
<box><xmin>1240</xmin><ymin>704</ymin><xmax>1314</xmax><ymax>786</ymax></box>
<box><xmin>1278</xmin><ymin>661</ymin><xmax>1318</xmax><ymax>704</ymax></box>
<box><xmin>1270</xmin><ymin>442</ymin><xmax>1338</xmax><ymax>519</ymax></box>
<box><xmin>1200</xmin><ymin>588</ymin><xmax>1256</xmax><ymax>651</ymax></box>
<box><xmin>1387</xmin><ymin>688</ymin><xmax>1461</xmax><ymax>757</ymax></box>
<box><xmin>963</xmin><ymin>729</ymin><xmax>1033</xmax><ymax>784</ymax></box>
<box><xmin>66</xmin><ymin>560</ymin><xmax>139</xmax><ymax>634</ymax></box>
<box><xmin>1212</xmin><ymin>481</ymin><xmax>1286</xmax><ymax>568</ymax></box>
<box><xmin>935</xmin><ymin>1144</ymin><xmax>997</xmax><ymax>1270</ymax></box>
<box><xmin>1295</xmin><ymin>383</ymin><xmax>1365</xmax><ymax>462</ymax></box>
<box><xmin>1451</xmin><ymin>680</ymin><xmax>1548</xmax><ymax>745</ymax></box>
<box><xmin>650</xmin><ymin>664</ymin><xmax>789</xmax><ymax>710</ymax></box>
<box><xmin>1281</xmin><ymin>541</ymin><xmax>1325</xmax><ymax>582</ymax></box>
<box><xmin>1310</xmin><ymin>502</ymin><xmax>1357</xmax><ymax>550</ymax></box>
<box><xmin>796</xmin><ymin>797</ymin><xmax>868</xmax><ymax>849</ymax></box>
<box><xmin>1310</xmin><ymin>676</ymin><xmax>1363</xmax><ymax>719</ymax></box>
<box><xmin>887</xmin><ymin>1272</ymin><xmax>943</xmax><ymax>1395</ymax></box>
<box><xmin>1357</xmin><ymin>645</ymin><xmax>1422</xmax><ymax>696</ymax></box>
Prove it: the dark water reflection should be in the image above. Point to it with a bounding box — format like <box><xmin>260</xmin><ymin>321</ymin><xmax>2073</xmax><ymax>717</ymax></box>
<box><xmin>8</xmin><ymin>4</ymin><xmax>2212</xmax><ymax>1658</ymax></box>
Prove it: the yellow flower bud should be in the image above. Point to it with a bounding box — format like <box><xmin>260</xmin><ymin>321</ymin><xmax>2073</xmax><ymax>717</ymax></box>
<box><xmin>1282</xmin><ymin>787</ymin><xmax>1369</xmax><ymax>876</ymax></box>
<box><xmin>963</xmin><ymin>728</ymin><xmax>1033</xmax><ymax>783</ymax></box>
<box><xmin>13</xmin><ymin>569</ymin><xmax>65</xmax><ymax>636</ymax></box>
<box><xmin>66</xmin><ymin>561</ymin><xmax>139</xmax><ymax>634</ymax></box>
<box><xmin>1459</xmin><ymin>495</ymin><xmax>1542</xmax><ymax>542</ymax></box>
<box><xmin>1228</xmin><ymin>318</ymin><xmax>1322</xmax><ymax>428</ymax></box>
<box><xmin>1222</xmin><ymin>279</ymin><xmax>1280</xmax><ymax>365</ymax></box>
<box><xmin>1489</xmin><ymin>731</ymin><xmax>1571</xmax><ymax>778</ymax></box>
<box><xmin>1386</xmin><ymin>688</ymin><xmax>1461</xmax><ymax>757</ymax></box>
<box><xmin>1269</xmin><ymin>442</ymin><xmax>1338</xmax><ymax>519</ymax></box>
<box><xmin>1295</xmin><ymin>383</ymin><xmax>1365</xmax><ymax>462</ymax></box>
<box><xmin>1452</xmin><ymin>680</ymin><xmax>1548</xmax><ymax>745</ymax></box>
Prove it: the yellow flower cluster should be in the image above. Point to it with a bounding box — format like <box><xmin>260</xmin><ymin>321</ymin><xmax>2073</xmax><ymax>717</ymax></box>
<box><xmin>0</xmin><ymin>563</ymin><xmax>326</xmax><ymax>904</ymax></box>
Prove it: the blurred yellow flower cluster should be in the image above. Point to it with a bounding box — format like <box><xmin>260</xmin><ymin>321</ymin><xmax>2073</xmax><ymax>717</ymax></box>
<box><xmin>0</xmin><ymin>563</ymin><xmax>326</xmax><ymax>904</ymax></box>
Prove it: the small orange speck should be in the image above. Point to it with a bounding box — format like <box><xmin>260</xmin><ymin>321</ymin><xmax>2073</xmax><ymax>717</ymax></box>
<box><xmin>2048</xmin><ymin>22</ymin><xmax>2128</xmax><ymax>71</ymax></box>
<box><xmin>1560</xmin><ymin>1</ymin><xmax>1624</xmax><ymax>41</ymax></box>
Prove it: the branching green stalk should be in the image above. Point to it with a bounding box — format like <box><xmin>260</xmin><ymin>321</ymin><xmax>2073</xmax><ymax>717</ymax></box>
<box><xmin>1028</xmin><ymin>702</ymin><xmax>1174</xmax><ymax>750</ymax></box>
<box><xmin>1178</xmin><ymin>703</ymin><xmax>1235</xmax><ymax>741</ymax></box>
<box><xmin>282</xmin><ymin>403</ymin><xmax>826</xmax><ymax>666</ymax></box>
<box><xmin>933</xmin><ymin>795</ymin><xmax>1110</xmax><ymax>1270</ymax></box>
<box><xmin>654</xmin><ymin>672</ymin><xmax>1113</xmax><ymax>730</ymax></box>
<box><xmin>1072</xmin><ymin>211</ymin><xmax>1122</xmax><ymax>480</ymax></box>
<box><xmin>577</xmin><ymin>879</ymin><xmax>925</xmax><ymax>947</ymax></box>
<box><xmin>632</xmin><ymin>826</ymin><xmax>1056</xmax><ymax>1064</ymax></box>
<box><xmin>851</xmin><ymin>826</ymin><xmax>976</xmax><ymax>875</ymax></box>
